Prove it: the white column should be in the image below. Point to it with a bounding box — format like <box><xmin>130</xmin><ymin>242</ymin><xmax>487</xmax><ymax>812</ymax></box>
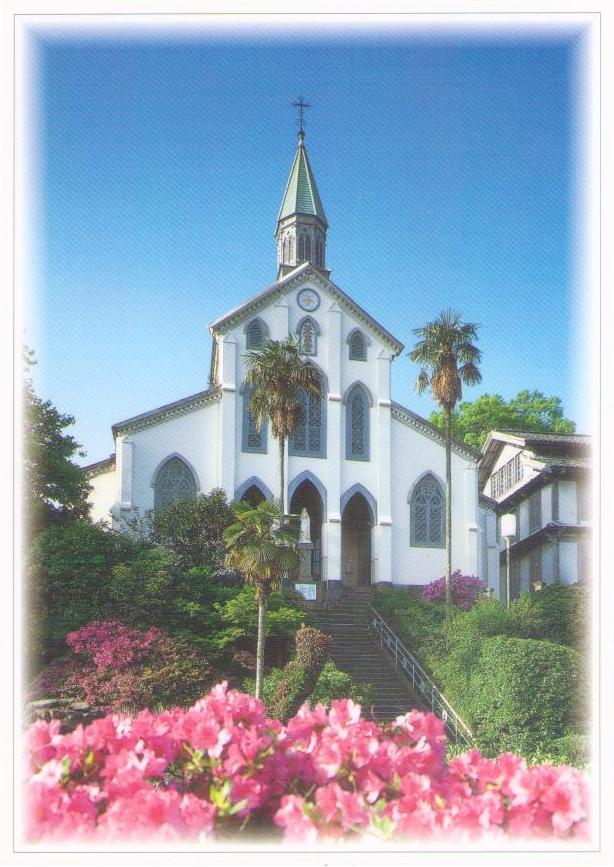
<box><xmin>326</xmin><ymin>301</ymin><xmax>342</xmax><ymax>583</ymax></box>
<box><xmin>117</xmin><ymin>436</ymin><xmax>133</xmax><ymax>510</ymax></box>
<box><xmin>217</xmin><ymin>333</ymin><xmax>237</xmax><ymax>498</ymax></box>
<box><xmin>375</xmin><ymin>350</ymin><xmax>393</xmax><ymax>583</ymax></box>
<box><xmin>464</xmin><ymin>463</ymin><xmax>480</xmax><ymax>575</ymax></box>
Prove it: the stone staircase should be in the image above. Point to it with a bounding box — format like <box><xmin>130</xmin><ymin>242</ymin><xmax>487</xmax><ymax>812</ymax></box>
<box><xmin>307</xmin><ymin>587</ymin><xmax>429</xmax><ymax>722</ymax></box>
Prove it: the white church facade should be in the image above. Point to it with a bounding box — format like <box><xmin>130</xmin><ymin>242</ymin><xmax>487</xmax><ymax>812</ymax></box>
<box><xmin>87</xmin><ymin>129</ymin><xmax>484</xmax><ymax>595</ymax></box>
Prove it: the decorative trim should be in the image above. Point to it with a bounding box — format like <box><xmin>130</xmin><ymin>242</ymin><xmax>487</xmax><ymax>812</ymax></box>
<box><xmin>340</xmin><ymin>483</ymin><xmax>377</xmax><ymax>524</ymax></box>
<box><xmin>235</xmin><ymin>476</ymin><xmax>274</xmax><ymax>502</ymax></box>
<box><xmin>209</xmin><ymin>264</ymin><xmax>404</xmax><ymax>356</ymax></box>
<box><xmin>84</xmin><ymin>455</ymin><xmax>116</xmax><ymax>478</ymax></box>
<box><xmin>391</xmin><ymin>401</ymin><xmax>480</xmax><ymax>463</ymax></box>
<box><xmin>288</xmin><ymin>471</ymin><xmax>327</xmax><ymax>515</ymax></box>
<box><xmin>113</xmin><ymin>385</ymin><xmax>222</xmax><ymax>437</ymax></box>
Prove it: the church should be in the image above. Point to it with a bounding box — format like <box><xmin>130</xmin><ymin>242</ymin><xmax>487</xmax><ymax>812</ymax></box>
<box><xmin>87</xmin><ymin>125</ymin><xmax>486</xmax><ymax>596</ymax></box>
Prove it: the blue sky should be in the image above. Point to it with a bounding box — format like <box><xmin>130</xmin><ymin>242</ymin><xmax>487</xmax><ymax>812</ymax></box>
<box><xmin>25</xmin><ymin>21</ymin><xmax>589</xmax><ymax>464</ymax></box>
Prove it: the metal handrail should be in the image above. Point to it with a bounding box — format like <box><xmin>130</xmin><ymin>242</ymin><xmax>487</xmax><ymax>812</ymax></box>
<box><xmin>368</xmin><ymin>604</ymin><xmax>474</xmax><ymax>747</ymax></box>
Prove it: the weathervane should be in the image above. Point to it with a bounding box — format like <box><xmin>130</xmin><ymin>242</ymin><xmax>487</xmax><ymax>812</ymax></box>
<box><xmin>292</xmin><ymin>96</ymin><xmax>310</xmax><ymax>135</ymax></box>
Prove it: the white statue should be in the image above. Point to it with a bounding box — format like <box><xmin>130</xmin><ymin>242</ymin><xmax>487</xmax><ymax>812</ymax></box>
<box><xmin>299</xmin><ymin>507</ymin><xmax>311</xmax><ymax>543</ymax></box>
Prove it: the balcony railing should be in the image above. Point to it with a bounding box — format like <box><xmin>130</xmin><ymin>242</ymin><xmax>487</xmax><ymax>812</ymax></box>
<box><xmin>368</xmin><ymin>605</ymin><xmax>474</xmax><ymax>747</ymax></box>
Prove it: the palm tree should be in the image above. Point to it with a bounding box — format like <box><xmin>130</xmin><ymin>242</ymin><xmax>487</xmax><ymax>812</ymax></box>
<box><xmin>245</xmin><ymin>336</ymin><xmax>322</xmax><ymax>514</ymax></box>
<box><xmin>224</xmin><ymin>498</ymin><xmax>300</xmax><ymax>699</ymax></box>
<box><xmin>408</xmin><ymin>308</ymin><xmax>482</xmax><ymax>617</ymax></box>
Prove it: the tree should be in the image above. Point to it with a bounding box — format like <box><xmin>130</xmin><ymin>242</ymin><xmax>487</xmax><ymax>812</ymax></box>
<box><xmin>429</xmin><ymin>391</ymin><xmax>576</xmax><ymax>450</ymax></box>
<box><xmin>147</xmin><ymin>488</ymin><xmax>236</xmax><ymax>571</ymax></box>
<box><xmin>224</xmin><ymin>498</ymin><xmax>300</xmax><ymax>699</ymax></box>
<box><xmin>245</xmin><ymin>337</ymin><xmax>321</xmax><ymax>514</ymax></box>
<box><xmin>23</xmin><ymin>351</ymin><xmax>91</xmax><ymax>535</ymax></box>
<box><xmin>408</xmin><ymin>309</ymin><xmax>482</xmax><ymax>618</ymax></box>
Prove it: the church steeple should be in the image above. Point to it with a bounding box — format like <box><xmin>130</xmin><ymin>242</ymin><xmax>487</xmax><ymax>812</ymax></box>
<box><xmin>275</xmin><ymin>119</ymin><xmax>329</xmax><ymax>280</ymax></box>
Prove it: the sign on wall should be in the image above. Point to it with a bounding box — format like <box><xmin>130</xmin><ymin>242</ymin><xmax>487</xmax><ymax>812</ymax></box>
<box><xmin>295</xmin><ymin>582</ymin><xmax>317</xmax><ymax>600</ymax></box>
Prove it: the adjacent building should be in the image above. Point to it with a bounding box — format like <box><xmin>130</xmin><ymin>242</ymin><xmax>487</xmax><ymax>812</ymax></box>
<box><xmin>478</xmin><ymin>431</ymin><xmax>591</xmax><ymax>602</ymax></box>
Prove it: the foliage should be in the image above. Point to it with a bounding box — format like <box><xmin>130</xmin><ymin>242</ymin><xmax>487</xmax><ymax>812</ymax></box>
<box><xmin>373</xmin><ymin>588</ymin><xmax>447</xmax><ymax>659</ymax></box>
<box><xmin>30</xmin><ymin>619</ymin><xmax>215</xmax><ymax>714</ymax></box>
<box><xmin>422</xmin><ymin>571</ymin><xmax>485</xmax><ymax>609</ymax></box>
<box><xmin>26</xmin><ymin>523</ymin><xmax>140</xmax><ymax>670</ymax></box>
<box><xmin>25</xmin><ymin>684</ymin><xmax>589</xmax><ymax>843</ymax></box>
<box><xmin>216</xmin><ymin>586</ymin><xmax>305</xmax><ymax>642</ymax></box>
<box><xmin>309</xmin><ymin>662</ymin><xmax>373</xmax><ymax>710</ymax></box>
<box><xmin>429</xmin><ymin>390</ymin><xmax>576</xmax><ymax>450</ymax></box>
<box><xmin>23</xmin><ymin>351</ymin><xmax>92</xmax><ymax>535</ymax></box>
<box><xmin>224</xmin><ymin>498</ymin><xmax>301</xmax><ymax>699</ymax></box>
<box><xmin>509</xmin><ymin>583</ymin><xmax>589</xmax><ymax>648</ymax></box>
<box><xmin>266</xmin><ymin>626</ymin><xmax>333</xmax><ymax>721</ymax></box>
<box><xmin>146</xmin><ymin>489</ymin><xmax>236</xmax><ymax>571</ymax></box>
<box><xmin>464</xmin><ymin>636</ymin><xmax>581</xmax><ymax>757</ymax></box>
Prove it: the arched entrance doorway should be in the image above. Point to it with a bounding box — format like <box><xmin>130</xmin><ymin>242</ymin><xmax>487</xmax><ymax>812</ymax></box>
<box><xmin>289</xmin><ymin>479</ymin><xmax>324</xmax><ymax>580</ymax></box>
<box><xmin>341</xmin><ymin>492</ymin><xmax>374</xmax><ymax>586</ymax></box>
<box><xmin>240</xmin><ymin>485</ymin><xmax>266</xmax><ymax>507</ymax></box>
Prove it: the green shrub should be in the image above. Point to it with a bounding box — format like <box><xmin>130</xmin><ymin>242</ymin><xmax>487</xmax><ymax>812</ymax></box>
<box><xmin>465</xmin><ymin>636</ymin><xmax>580</xmax><ymax>756</ymax></box>
<box><xmin>146</xmin><ymin>488</ymin><xmax>236</xmax><ymax>571</ymax></box>
<box><xmin>309</xmin><ymin>661</ymin><xmax>373</xmax><ymax>709</ymax></box>
<box><xmin>510</xmin><ymin>584</ymin><xmax>589</xmax><ymax>647</ymax></box>
<box><xmin>26</xmin><ymin>522</ymin><xmax>141</xmax><ymax>670</ymax></box>
<box><xmin>373</xmin><ymin>588</ymin><xmax>446</xmax><ymax>657</ymax></box>
<box><xmin>217</xmin><ymin>586</ymin><xmax>306</xmax><ymax>641</ymax></box>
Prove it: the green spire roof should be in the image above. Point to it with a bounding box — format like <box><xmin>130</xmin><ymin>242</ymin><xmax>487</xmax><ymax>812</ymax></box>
<box><xmin>277</xmin><ymin>132</ymin><xmax>328</xmax><ymax>227</ymax></box>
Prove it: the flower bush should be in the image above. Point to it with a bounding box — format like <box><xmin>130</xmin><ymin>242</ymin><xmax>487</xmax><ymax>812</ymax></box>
<box><xmin>31</xmin><ymin>620</ymin><xmax>215</xmax><ymax>714</ymax></box>
<box><xmin>422</xmin><ymin>571</ymin><xmax>485</xmax><ymax>609</ymax></box>
<box><xmin>25</xmin><ymin>683</ymin><xmax>589</xmax><ymax>844</ymax></box>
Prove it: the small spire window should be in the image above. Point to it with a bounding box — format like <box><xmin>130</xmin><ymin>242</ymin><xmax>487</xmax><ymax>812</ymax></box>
<box><xmin>298</xmin><ymin>235</ymin><xmax>305</xmax><ymax>262</ymax></box>
<box><xmin>305</xmin><ymin>235</ymin><xmax>312</xmax><ymax>261</ymax></box>
<box><xmin>348</xmin><ymin>329</ymin><xmax>367</xmax><ymax>361</ymax></box>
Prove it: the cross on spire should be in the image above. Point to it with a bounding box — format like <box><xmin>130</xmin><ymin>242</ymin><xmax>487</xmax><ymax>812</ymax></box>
<box><xmin>292</xmin><ymin>96</ymin><xmax>310</xmax><ymax>136</ymax></box>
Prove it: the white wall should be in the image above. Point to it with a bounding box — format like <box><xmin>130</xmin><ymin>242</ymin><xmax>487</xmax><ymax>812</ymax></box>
<box><xmin>390</xmin><ymin>416</ymin><xmax>479</xmax><ymax>585</ymax></box>
<box><xmin>88</xmin><ymin>469</ymin><xmax>116</xmax><ymax>525</ymax></box>
<box><xmin>558</xmin><ymin>480</ymin><xmax>578</xmax><ymax>524</ymax></box>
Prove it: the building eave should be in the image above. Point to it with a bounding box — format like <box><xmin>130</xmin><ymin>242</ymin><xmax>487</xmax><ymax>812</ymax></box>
<box><xmin>208</xmin><ymin>264</ymin><xmax>405</xmax><ymax>356</ymax></box>
<box><xmin>112</xmin><ymin>385</ymin><xmax>222</xmax><ymax>438</ymax></box>
<box><xmin>84</xmin><ymin>455</ymin><xmax>116</xmax><ymax>478</ymax></box>
<box><xmin>391</xmin><ymin>402</ymin><xmax>481</xmax><ymax>462</ymax></box>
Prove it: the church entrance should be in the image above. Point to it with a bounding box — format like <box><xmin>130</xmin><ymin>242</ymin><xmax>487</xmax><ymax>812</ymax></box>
<box><xmin>289</xmin><ymin>480</ymin><xmax>323</xmax><ymax>580</ymax></box>
<box><xmin>240</xmin><ymin>484</ymin><xmax>266</xmax><ymax>507</ymax></box>
<box><xmin>341</xmin><ymin>493</ymin><xmax>373</xmax><ymax>587</ymax></box>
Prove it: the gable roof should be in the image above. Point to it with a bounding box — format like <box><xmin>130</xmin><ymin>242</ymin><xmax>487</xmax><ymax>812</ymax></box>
<box><xmin>111</xmin><ymin>385</ymin><xmax>222</xmax><ymax>438</ymax></box>
<box><xmin>479</xmin><ymin>429</ymin><xmax>591</xmax><ymax>488</ymax></box>
<box><xmin>391</xmin><ymin>401</ymin><xmax>481</xmax><ymax>463</ymax></box>
<box><xmin>208</xmin><ymin>262</ymin><xmax>404</xmax><ymax>355</ymax></box>
<box><xmin>277</xmin><ymin>133</ymin><xmax>327</xmax><ymax>227</ymax></box>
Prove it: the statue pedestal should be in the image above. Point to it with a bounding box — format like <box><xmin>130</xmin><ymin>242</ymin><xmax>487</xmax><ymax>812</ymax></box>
<box><xmin>298</xmin><ymin>541</ymin><xmax>313</xmax><ymax>580</ymax></box>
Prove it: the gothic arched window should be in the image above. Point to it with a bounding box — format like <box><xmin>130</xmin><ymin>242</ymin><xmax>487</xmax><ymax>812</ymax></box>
<box><xmin>298</xmin><ymin>317</ymin><xmax>317</xmax><ymax>356</ymax></box>
<box><xmin>283</xmin><ymin>236</ymin><xmax>289</xmax><ymax>262</ymax></box>
<box><xmin>410</xmin><ymin>474</ymin><xmax>445</xmax><ymax>548</ymax></box>
<box><xmin>305</xmin><ymin>235</ymin><xmax>312</xmax><ymax>261</ymax></box>
<box><xmin>345</xmin><ymin>385</ymin><xmax>370</xmax><ymax>461</ymax></box>
<box><xmin>245</xmin><ymin>318</ymin><xmax>266</xmax><ymax>350</ymax></box>
<box><xmin>289</xmin><ymin>371</ymin><xmax>326</xmax><ymax>458</ymax></box>
<box><xmin>242</xmin><ymin>386</ymin><xmax>267</xmax><ymax>453</ymax></box>
<box><xmin>154</xmin><ymin>457</ymin><xmax>197</xmax><ymax>513</ymax></box>
<box><xmin>298</xmin><ymin>235</ymin><xmax>306</xmax><ymax>262</ymax></box>
<box><xmin>289</xmin><ymin>236</ymin><xmax>294</xmax><ymax>261</ymax></box>
<box><xmin>348</xmin><ymin>329</ymin><xmax>367</xmax><ymax>361</ymax></box>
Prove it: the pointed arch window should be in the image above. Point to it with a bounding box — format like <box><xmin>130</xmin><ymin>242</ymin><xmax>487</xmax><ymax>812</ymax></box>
<box><xmin>154</xmin><ymin>457</ymin><xmax>197</xmax><ymax>513</ymax></box>
<box><xmin>410</xmin><ymin>474</ymin><xmax>445</xmax><ymax>548</ymax></box>
<box><xmin>289</xmin><ymin>236</ymin><xmax>294</xmax><ymax>261</ymax></box>
<box><xmin>348</xmin><ymin>329</ymin><xmax>367</xmax><ymax>361</ymax></box>
<box><xmin>298</xmin><ymin>235</ymin><xmax>306</xmax><ymax>262</ymax></box>
<box><xmin>289</xmin><ymin>371</ymin><xmax>326</xmax><ymax>458</ymax></box>
<box><xmin>242</xmin><ymin>386</ymin><xmax>267</xmax><ymax>453</ymax></box>
<box><xmin>345</xmin><ymin>385</ymin><xmax>370</xmax><ymax>461</ymax></box>
<box><xmin>245</xmin><ymin>318</ymin><xmax>267</xmax><ymax>350</ymax></box>
<box><xmin>297</xmin><ymin>316</ymin><xmax>318</xmax><ymax>356</ymax></box>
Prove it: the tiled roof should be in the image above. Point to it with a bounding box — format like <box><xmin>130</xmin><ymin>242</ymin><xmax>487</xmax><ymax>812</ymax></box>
<box><xmin>277</xmin><ymin>133</ymin><xmax>327</xmax><ymax>227</ymax></box>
